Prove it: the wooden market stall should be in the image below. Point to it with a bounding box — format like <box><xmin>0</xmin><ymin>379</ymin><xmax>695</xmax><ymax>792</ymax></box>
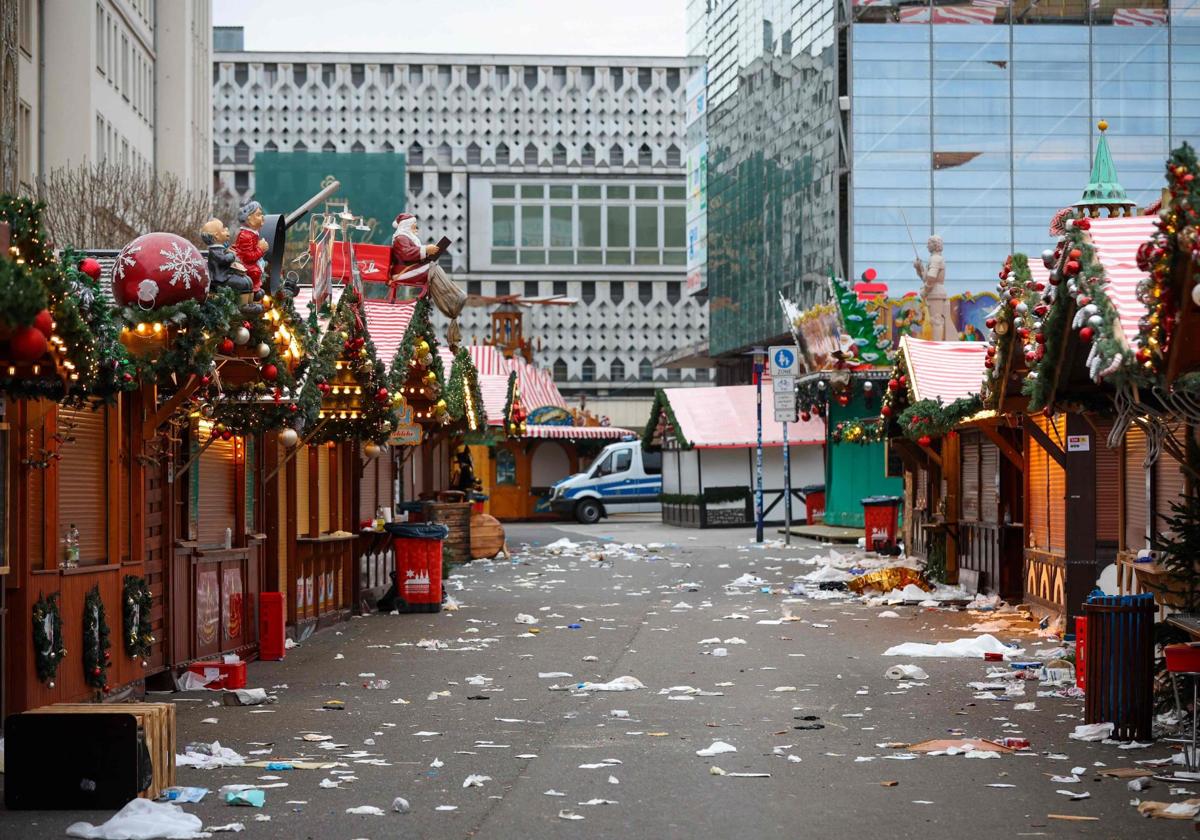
<box><xmin>644</xmin><ymin>385</ymin><xmax>825</xmax><ymax>528</ymax></box>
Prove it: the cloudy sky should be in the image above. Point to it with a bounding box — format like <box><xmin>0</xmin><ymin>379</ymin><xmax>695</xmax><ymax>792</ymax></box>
<box><xmin>213</xmin><ymin>0</ymin><xmax>687</xmax><ymax>56</ymax></box>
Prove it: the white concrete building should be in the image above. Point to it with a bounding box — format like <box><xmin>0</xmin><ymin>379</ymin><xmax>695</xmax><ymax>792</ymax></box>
<box><xmin>212</xmin><ymin>30</ymin><xmax>708</xmax><ymax>406</ymax></box>
<box><xmin>7</xmin><ymin>0</ymin><xmax>211</xmax><ymax>195</ymax></box>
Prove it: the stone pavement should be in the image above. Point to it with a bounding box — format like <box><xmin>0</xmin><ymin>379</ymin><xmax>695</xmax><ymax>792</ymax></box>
<box><xmin>0</xmin><ymin>520</ymin><xmax>1189</xmax><ymax>838</ymax></box>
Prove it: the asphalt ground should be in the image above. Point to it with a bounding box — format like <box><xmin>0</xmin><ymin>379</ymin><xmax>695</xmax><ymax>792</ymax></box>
<box><xmin>0</xmin><ymin>518</ymin><xmax>1190</xmax><ymax>839</ymax></box>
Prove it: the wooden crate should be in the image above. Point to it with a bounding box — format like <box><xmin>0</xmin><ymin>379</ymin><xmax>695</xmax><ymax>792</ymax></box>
<box><xmin>29</xmin><ymin>702</ymin><xmax>176</xmax><ymax>799</ymax></box>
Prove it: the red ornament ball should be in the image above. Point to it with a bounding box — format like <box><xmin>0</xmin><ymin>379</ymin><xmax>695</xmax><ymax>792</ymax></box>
<box><xmin>261</xmin><ymin>363</ymin><xmax>278</xmax><ymax>381</ymax></box>
<box><xmin>111</xmin><ymin>232</ymin><xmax>209</xmax><ymax>310</ymax></box>
<box><xmin>880</xmin><ymin>405</ymin><xmax>892</xmax><ymax>418</ymax></box>
<box><xmin>78</xmin><ymin>257</ymin><xmax>103</xmax><ymax>281</ymax></box>
<box><xmin>985</xmin><ymin>318</ymin><xmax>997</xmax><ymax>329</ymax></box>
<box><xmin>918</xmin><ymin>435</ymin><xmax>932</xmax><ymax>447</ymax></box>
<box><xmin>887</xmin><ymin>378</ymin><xmax>900</xmax><ymax>392</ymax></box>
<box><xmin>92</xmin><ymin>666</ymin><xmax>102</xmax><ymax>677</ymax></box>
<box><xmin>836</xmin><ymin>394</ymin><xmax>850</xmax><ymax>406</ymax></box>
<box><xmin>33</xmin><ymin>308</ymin><xmax>54</xmax><ymax>338</ymax></box>
<box><xmin>219</xmin><ymin>338</ymin><xmax>235</xmax><ymax>355</ymax></box>
<box><xmin>801</xmin><ymin>411</ymin><xmax>811</xmax><ymax>421</ymax></box>
<box><xmin>1079</xmin><ymin>326</ymin><xmax>1094</xmax><ymax>342</ymax></box>
<box><xmin>9</xmin><ymin>324</ymin><xmax>48</xmax><ymax>362</ymax></box>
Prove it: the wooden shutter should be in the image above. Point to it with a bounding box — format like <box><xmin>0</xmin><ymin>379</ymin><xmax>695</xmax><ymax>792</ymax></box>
<box><xmin>1156</xmin><ymin>442</ymin><xmax>1188</xmax><ymax>537</ymax></box>
<box><xmin>961</xmin><ymin>432</ymin><xmax>980</xmax><ymax>522</ymax></box>
<box><xmin>916</xmin><ymin>465</ymin><xmax>928</xmax><ymax>511</ymax></box>
<box><xmin>57</xmin><ymin>406</ymin><xmax>107</xmax><ymax>564</ymax></box>
<box><xmin>381</xmin><ymin>453</ymin><xmax>395</xmax><ymax>512</ymax></box>
<box><xmin>198</xmin><ymin>435</ymin><xmax>236</xmax><ymax>546</ymax></box>
<box><xmin>1093</xmin><ymin>420</ymin><xmax>1120</xmax><ymax>543</ymax></box>
<box><xmin>296</xmin><ymin>447</ymin><xmax>309</xmax><ymax>537</ymax></box>
<box><xmin>1047</xmin><ymin>416</ymin><xmax>1067</xmax><ymax>553</ymax></box>
<box><xmin>27</xmin><ymin>402</ymin><xmax>46</xmax><ymax>566</ymax></box>
<box><xmin>1028</xmin><ymin>421</ymin><xmax>1048</xmax><ymax>550</ymax></box>
<box><xmin>318</xmin><ymin>445</ymin><xmax>331</xmax><ymax>533</ymax></box>
<box><xmin>980</xmin><ymin>442</ymin><xmax>999</xmax><ymax>524</ymax></box>
<box><xmin>359</xmin><ymin>452</ymin><xmax>379</xmax><ymax>522</ymax></box>
<box><xmin>244</xmin><ymin>435</ymin><xmax>256</xmax><ymax>534</ymax></box>
<box><xmin>120</xmin><ymin>405</ymin><xmax>131</xmax><ymax>562</ymax></box>
<box><xmin>1124</xmin><ymin>426</ymin><xmax>1148</xmax><ymax>551</ymax></box>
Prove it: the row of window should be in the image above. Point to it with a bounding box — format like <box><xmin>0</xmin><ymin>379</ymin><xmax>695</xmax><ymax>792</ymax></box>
<box><xmin>465</xmin><ymin>279</ymin><xmax>685</xmax><ymax>305</ymax></box>
<box><xmin>220</xmin><ymin>140</ymin><xmax>683</xmax><ymax>169</ymax></box>
<box><xmin>550</xmin><ymin>358</ymin><xmax>709</xmax><ymax>383</ymax></box>
<box><xmin>96</xmin><ymin>113</ymin><xmax>148</xmax><ymax>171</ymax></box>
<box><xmin>95</xmin><ymin>3</ymin><xmax>154</xmax><ymax>126</ymax></box>
<box><xmin>223</xmin><ymin>62</ymin><xmax>682</xmax><ymax>94</ymax></box>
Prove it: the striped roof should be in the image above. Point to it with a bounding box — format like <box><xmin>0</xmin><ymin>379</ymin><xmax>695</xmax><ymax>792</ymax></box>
<box><xmin>1085</xmin><ymin>215</ymin><xmax>1156</xmax><ymax>347</ymax></box>
<box><xmin>465</xmin><ymin>345</ymin><xmax>568</xmax><ymax>415</ymax></box>
<box><xmin>292</xmin><ymin>287</ymin><xmax>417</xmax><ymax>365</ymax></box>
<box><xmin>524</xmin><ymin>424</ymin><xmax>633</xmax><ymax>440</ymax></box>
<box><xmin>899</xmin><ymin>336</ymin><xmax>989</xmax><ymax>403</ymax></box>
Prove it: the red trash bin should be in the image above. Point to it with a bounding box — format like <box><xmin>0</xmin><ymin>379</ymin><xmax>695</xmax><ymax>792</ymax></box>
<box><xmin>861</xmin><ymin>495</ymin><xmax>902</xmax><ymax>550</ymax></box>
<box><xmin>394</xmin><ymin>538</ymin><xmax>442</xmax><ymax>611</ymax></box>
<box><xmin>801</xmin><ymin>484</ymin><xmax>825</xmax><ymax>525</ymax></box>
<box><xmin>259</xmin><ymin>592</ymin><xmax>286</xmax><ymax>661</ymax></box>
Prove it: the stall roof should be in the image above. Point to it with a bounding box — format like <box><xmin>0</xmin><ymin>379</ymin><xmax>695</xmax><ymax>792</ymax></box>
<box><xmin>292</xmin><ymin>287</ymin><xmax>416</xmax><ymax>364</ymax></box>
<box><xmin>1087</xmin><ymin>214</ymin><xmax>1157</xmax><ymax>347</ymax></box>
<box><xmin>900</xmin><ymin>336</ymin><xmax>989</xmax><ymax>403</ymax></box>
<box><xmin>658</xmin><ymin>385</ymin><xmax>825</xmax><ymax>449</ymax></box>
<box><xmin>524</xmin><ymin>424</ymin><xmax>633</xmax><ymax>440</ymax></box>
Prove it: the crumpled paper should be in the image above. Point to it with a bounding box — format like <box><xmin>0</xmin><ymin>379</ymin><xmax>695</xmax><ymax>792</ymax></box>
<box><xmin>67</xmin><ymin>799</ymin><xmax>206</xmax><ymax>839</ymax></box>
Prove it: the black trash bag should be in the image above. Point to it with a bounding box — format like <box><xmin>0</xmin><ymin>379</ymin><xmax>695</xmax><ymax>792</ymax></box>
<box><xmin>377</xmin><ymin>571</ymin><xmax>399</xmax><ymax>613</ymax></box>
<box><xmin>384</xmin><ymin>522</ymin><xmax>450</xmax><ymax>540</ymax></box>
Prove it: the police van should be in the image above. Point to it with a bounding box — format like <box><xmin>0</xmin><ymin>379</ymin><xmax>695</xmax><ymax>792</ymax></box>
<box><xmin>548</xmin><ymin>439</ymin><xmax>662</xmax><ymax>523</ymax></box>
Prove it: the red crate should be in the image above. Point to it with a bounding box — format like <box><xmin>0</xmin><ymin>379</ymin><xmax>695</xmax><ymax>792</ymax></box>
<box><xmin>1075</xmin><ymin>616</ymin><xmax>1086</xmax><ymax>690</ymax></box>
<box><xmin>186</xmin><ymin>660</ymin><xmax>247</xmax><ymax>690</ymax></box>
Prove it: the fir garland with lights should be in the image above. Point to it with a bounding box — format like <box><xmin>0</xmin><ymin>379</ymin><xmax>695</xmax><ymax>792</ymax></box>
<box><xmin>389</xmin><ymin>297</ymin><xmax>448</xmax><ymax>424</ymax></box>
<box><xmin>502</xmin><ymin>370</ymin><xmax>528</xmax><ymax>437</ymax></box>
<box><xmin>82</xmin><ymin>585</ymin><xmax>112</xmax><ymax>694</ymax></box>
<box><xmin>897</xmin><ymin>395</ymin><xmax>983</xmax><ymax>443</ymax></box>
<box><xmin>981</xmin><ymin>253</ymin><xmax>1038</xmax><ymax>408</ymax></box>
<box><xmin>830</xmin><ymin>417</ymin><xmax>885</xmax><ymax>445</ymax></box>
<box><xmin>444</xmin><ymin>347</ymin><xmax>485</xmax><ymax>430</ymax></box>
<box><xmin>118</xmin><ymin>287</ymin><xmax>242</xmax><ymax>384</ymax></box>
<box><xmin>642</xmin><ymin>388</ymin><xmax>692</xmax><ymax>449</ymax></box>
<box><xmin>302</xmin><ymin>287</ymin><xmax>395</xmax><ymax>444</ymax></box>
<box><xmin>32</xmin><ymin>592</ymin><xmax>66</xmax><ymax>685</ymax></box>
<box><xmin>122</xmin><ymin>575</ymin><xmax>154</xmax><ymax>660</ymax></box>
<box><xmin>1136</xmin><ymin>142</ymin><xmax>1200</xmax><ymax>381</ymax></box>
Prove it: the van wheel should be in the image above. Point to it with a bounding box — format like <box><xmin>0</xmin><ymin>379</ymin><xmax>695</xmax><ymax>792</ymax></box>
<box><xmin>575</xmin><ymin>499</ymin><xmax>602</xmax><ymax>524</ymax></box>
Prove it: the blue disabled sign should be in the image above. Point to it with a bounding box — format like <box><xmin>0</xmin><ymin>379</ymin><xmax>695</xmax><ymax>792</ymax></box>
<box><xmin>769</xmin><ymin>345</ymin><xmax>797</xmax><ymax>378</ymax></box>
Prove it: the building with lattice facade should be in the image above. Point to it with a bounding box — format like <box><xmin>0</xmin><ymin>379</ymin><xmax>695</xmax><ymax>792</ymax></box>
<box><xmin>212</xmin><ymin>29</ymin><xmax>708</xmax><ymax>414</ymax></box>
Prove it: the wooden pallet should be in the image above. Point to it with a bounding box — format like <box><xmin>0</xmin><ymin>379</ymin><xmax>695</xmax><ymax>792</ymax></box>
<box><xmin>28</xmin><ymin>702</ymin><xmax>176</xmax><ymax>799</ymax></box>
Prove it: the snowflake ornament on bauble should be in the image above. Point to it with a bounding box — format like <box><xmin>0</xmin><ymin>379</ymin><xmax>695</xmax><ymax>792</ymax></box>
<box><xmin>112</xmin><ymin>233</ymin><xmax>209</xmax><ymax>310</ymax></box>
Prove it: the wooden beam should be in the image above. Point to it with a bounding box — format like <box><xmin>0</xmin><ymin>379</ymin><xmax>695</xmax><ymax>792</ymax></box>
<box><xmin>173</xmin><ymin>434</ymin><xmax>217</xmax><ymax>483</ymax></box>
<box><xmin>1024</xmin><ymin>417</ymin><xmax>1066</xmax><ymax>468</ymax></box>
<box><xmin>918</xmin><ymin>441</ymin><xmax>942</xmax><ymax>468</ymax></box>
<box><xmin>979</xmin><ymin>424</ymin><xmax>1023</xmax><ymax>470</ymax></box>
<box><xmin>142</xmin><ymin>375</ymin><xmax>201</xmax><ymax>441</ymax></box>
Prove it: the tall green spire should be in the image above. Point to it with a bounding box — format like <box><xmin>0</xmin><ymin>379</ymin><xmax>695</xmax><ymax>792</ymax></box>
<box><xmin>1074</xmin><ymin>120</ymin><xmax>1136</xmax><ymax>217</ymax></box>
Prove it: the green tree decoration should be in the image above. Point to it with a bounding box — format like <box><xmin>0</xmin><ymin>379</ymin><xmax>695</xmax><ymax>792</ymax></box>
<box><xmin>32</xmin><ymin>592</ymin><xmax>66</xmax><ymax>686</ymax></box>
<box><xmin>82</xmin><ymin>585</ymin><xmax>112</xmax><ymax>694</ymax></box>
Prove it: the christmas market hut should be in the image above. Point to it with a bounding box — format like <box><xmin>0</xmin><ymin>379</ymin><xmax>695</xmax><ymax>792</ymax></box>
<box><xmin>979</xmin><ymin>122</ymin><xmax>1162</xmax><ymax>626</ymax></box>
<box><xmin>784</xmin><ymin>275</ymin><xmax>902</xmax><ymax>533</ymax></box>
<box><xmin>643</xmin><ymin>385</ymin><xmax>825</xmax><ymax>528</ymax></box>
<box><xmin>878</xmin><ymin>336</ymin><xmax>1024</xmax><ymax>595</ymax></box>
<box><xmin>0</xmin><ymin>196</ymin><xmax>155</xmax><ymax>715</ymax></box>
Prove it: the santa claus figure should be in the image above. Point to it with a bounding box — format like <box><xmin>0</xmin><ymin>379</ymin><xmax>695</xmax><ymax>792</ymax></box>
<box><xmin>388</xmin><ymin>213</ymin><xmax>442</xmax><ymax>296</ymax></box>
<box><xmin>233</xmin><ymin>201</ymin><xmax>269</xmax><ymax>296</ymax></box>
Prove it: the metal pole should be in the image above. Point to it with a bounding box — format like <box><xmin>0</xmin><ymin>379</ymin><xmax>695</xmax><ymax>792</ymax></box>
<box><xmin>755</xmin><ymin>351</ymin><xmax>764</xmax><ymax>543</ymax></box>
<box><xmin>783</xmin><ymin>420</ymin><xmax>791</xmax><ymax>545</ymax></box>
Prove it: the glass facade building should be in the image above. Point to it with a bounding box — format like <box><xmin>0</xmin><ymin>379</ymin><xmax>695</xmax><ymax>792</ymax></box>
<box><xmin>689</xmin><ymin>0</ymin><xmax>1200</xmax><ymax>357</ymax></box>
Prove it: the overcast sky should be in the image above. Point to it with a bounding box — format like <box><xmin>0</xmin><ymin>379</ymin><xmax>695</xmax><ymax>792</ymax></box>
<box><xmin>212</xmin><ymin>0</ymin><xmax>687</xmax><ymax>56</ymax></box>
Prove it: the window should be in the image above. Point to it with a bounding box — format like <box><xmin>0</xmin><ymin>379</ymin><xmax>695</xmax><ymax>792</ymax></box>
<box><xmin>408</xmin><ymin>142</ymin><xmax>423</xmax><ymax>165</ymax></box>
<box><xmin>610</xmin><ymin>358</ymin><xmax>625</xmax><ymax>380</ymax></box>
<box><xmin>638</xmin><ymin>282</ymin><xmax>653</xmax><ymax>304</ymax></box>
<box><xmin>553</xmin><ymin>358</ymin><xmax>569</xmax><ymax>381</ymax></box>
<box><xmin>409</xmin><ymin>65</ymin><xmax>423</xmax><ymax>84</ymax></box>
<box><xmin>492</xmin><ymin>205</ymin><xmax>515</xmax><ymax>246</ymax></box>
<box><xmin>380</xmin><ymin>64</ymin><xmax>394</xmax><ymax>86</ymax></box>
<box><xmin>262</xmin><ymin>62</ymin><xmax>277</xmax><ymax>85</ymax></box>
<box><xmin>666</xmin><ymin>282</ymin><xmax>681</xmax><ymax>304</ymax></box>
<box><xmin>666</xmin><ymin>68</ymin><xmax>680</xmax><ymax>91</ymax></box>
<box><xmin>666</xmin><ymin>144</ymin><xmax>682</xmax><ymax>167</ymax></box>
<box><xmin>581</xmin><ymin>144</ymin><xmax>595</xmax><ymax>166</ymax></box>
<box><xmin>612</xmin><ymin>449</ymin><xmax>632</xmax><ymax>473</ymax></box>
<box><xmin>639</xmin><ymin>358</ymin><xmax>653</xmax><ymax>380</ymax></box>
<box><xmin>524</xmin><ymin>281</ymin><xmax>540</xmax><ymax>298</ymax></box>
<box><xmin>495</xmin><ymin>66</ymin><xmax>510</xmax><ymax>89</ymax></box>
<box><xmin>233</xmin><ymin>60</ymin><xmax>247</xmax><ymax>86</ymax></box>
<box><xmin>524</xmin><ymin>143</ymin><xmax>539</xmax><ymax>166</ymax></box>
<box><xmin>351</xmin><ymin>141</ymin><xmax>365</xmax><ymax>153</ymax></box>
<box><xmin>496</xmin><ymin>449</ymin><xmax>517</xmax><ymax>485</ymax></box>
<box><xmin>638</xmin><ymin>67</ymin><xmax>652</xmax><ymax>91</ymax></box>
<box><xmin>610</xmin><ymin>67</ymin><xmax>623</xmax><ymax>89</ymax></box>
<box><xmin>580</xmin><ymin>67</ymin><xmax>595</xmax><ymax>89</ymax></box>
<box><xmin>17</xmin><ymin>101</ymin><xmax>31</xmax><ymax>188</ymax></box>
<box><xmin>466</xmin><ymin>66</ymin><xmax>480</xmax><ymax>88</ymax></box>
<box><xmin>553</xmin><ymin>281</ymin><xmax>567</xmax><ymax>297</ymax></box>
<box><xmin>695</xmin><ymin>368</ymin><xmax>709</xmax><ymax>382</ymax></box>
<box><xmin>322</xmin><ymin>140</ymin><xmax>336</xmax><ymax>152</ymax></box>
<box><xmin>521</xmin><ymin>204</ymin><xmax>543</xmax><ymax>247</ymax></box>
<box><xmin>607</xmin><ymin>206</ymin><xmax>630</xmax><ymax>264</ymax></box>
<box><xmin>635</xmin><ymin>206</ymin><xmax>658</xmax><ymax>264</ymax></box>
<box><xmin>293</xmin><ymin>65</ymin><xmax>307</xmax><ymax>86</ymax></box>
<box><xmin>638</xmin><ymin>144</ymin><xmax>653</xmax><ymax>167</ymax></box>
<box><xmin>235</xmin><ymin>140</ymin><xmax>250</xmax><ymax>164</ymax></box>
<box><xmin>467</xmin><ymin>280</ymin><xmax>481</xmax><ymax>296</ymax></box>
<box><xmin>94</xmin><ymin>4</ymin><xmax>103</xmax><ymax>69</ymax></box>
<box><xmin>610</xmin><ymin>144</ymin><xmax>624</xmax><ymax>166</ymax></box>
<box><xmin>524</xmin><ymin>67</ymin><xmax>538</xmax><ymax>89</ymax></box>
<box><xmin>408</xmin><ymin>171</ymin><xmax>422</xmax><ymax>193</ymax></box>
<box><xmin>643</xmin><ymin>450</ymin><xmax>663</xmax><ymax>475</ymax></box>
<box><xmin>667</xmin><ymin>367</ymin><xmax>681</xmax><ymax>382</ymax></box>
<box><xmin>582</xmin><ymin>357</ymin><xmax>596</xmax><ymax>382</ymax></box>
<box><xmin>438</xmin><ymin>172</ymin><xmax>452</xmax><ymax>196</ymax></box>
<box><xmin>609</xmin><ymin>281</ymin><xmax>624</xmax><ymax>304</ymax></box>
<box><xmin>234</xmin><ymin>171</ymin><xmax>249</xmax><ymax>193</ymax></box>
<box><xmin>553</xmin><ymin>143</ymin><xmax>567</xmax><ymax>166</ymax></box>
<box><xmin>581</xmin><ymin>281</ymin><xmax>595</xmax><ymax>304</ymax></box>
<box><xmin>495</xmin><ymin>143</ymin><xmax>510</xmax><ymax>165</ymax></box>
<box><xmin>467</xmin><ymin>142</ymin><xmax>481</xmax><ymax>165</ymax></box>
<box><xmin>495</xmin><ymin>280</ymin><xmax>510</xmax><ymax>297</ymax></box>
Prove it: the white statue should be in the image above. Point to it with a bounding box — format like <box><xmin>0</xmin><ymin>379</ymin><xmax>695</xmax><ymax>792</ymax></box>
<box><xmin>913</xmin><ymin>235</ymin><xmax>953</xmax><ymax>341</ymax></box>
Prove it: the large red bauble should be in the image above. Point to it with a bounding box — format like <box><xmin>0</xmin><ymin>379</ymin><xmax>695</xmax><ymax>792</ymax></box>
<box><xmin>33</xmin><ymin>309</ymin><xmax>53</xmax><ymax>338</ymax></box>
<box><xmin>9</xmin><ymin>325</ymin><xmax>48</xmax><ymax>362</ymax></box>
<box><xmin>111</xmin><ymin>232</ymin><xmax>209</xmax><ymax>310</ymax></box>
<box><xmin>261</xmin><ymin>363</ymin><xmax>278</xmax><ymax>381</ymax></box>
<box><xmin>918</xmin><ymin>435</ymin><xmax>932</xmax><ymax>447</ymax></box>
<box><xmin>219</xmin><ymin>338</ymin><xmax>235</xmax><ymax>355</ymax></box>
<box><xmin>78</xmin><ymin>257</ymin><xmax>103</xmax><ymax>281</ymax></box>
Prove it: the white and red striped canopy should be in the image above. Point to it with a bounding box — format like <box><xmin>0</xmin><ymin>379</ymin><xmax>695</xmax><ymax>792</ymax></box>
<box><xmin>523</xmin><ymin>424</ymin><xmax>633</xmax><ymax>440</ymax></box>
<box><xmin>1085</xmin><ymin>215</ymin><xmax>1156</xmax><ymax>348</ymax></box>
<box><xmin>291</xmin><ymin>287</ymin><xmax>416</xmax><ymax>366</ymax></box>
<box><xmin>658</xmin><ymin>385</ymin><xmax>825</xmax><ymax>449</ymax></box>
<box><xmin>464</xmin><ymin>345</ymin><xmax>568</xmax><ymax>423</ymax></box>
<box><xmin>899</xmin><ymin>335</ymin><xmax>989</xmax><ymax>403</ymax></box>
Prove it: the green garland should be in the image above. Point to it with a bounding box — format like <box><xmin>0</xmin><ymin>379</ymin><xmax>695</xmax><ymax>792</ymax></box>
<box><xmin>119</xmin><ymin>287</ymin><xmax>241</xmax><ymax>385</ymax></box>
<box><xmin>390</xmin><ymin>297</ymin><xmax>445</xmax><ymax>391</ymax></box>
<box><xmin>897</xmin><ymin>395</ymin><xmax>982</xmax><ymax>441</ymax></box>
<box><xmin>1136</xmin><ymin>143</ymin><xmax>1200</xmax><ymax>381</ymax></box>
<box><xmin>31</xmin><ymin>592</ymin><xmax>65</xmax><ymax>684</ymax></box>
<box><xmin>501</xmin><ymin>370</ymin><xmax>526</xmax><ymax>436</ymax></box>
<box><xmin>122</xmin><ymin>575</ymin><xmax>154</xmax><ymax>659</ymax></box>
<box><xmin>59</xmin><ymin>250</ymin><xmax>138</xmax><ymax>399</ymax></box>
<box><xmin>642</xmin><ymin>388</ymin><xmax>691</xmax><ymax>449</ymax></box>
<box><xmin>444</xmin><ymin>347</ymin><xmax>486</xmax><ymax>429</ymax></box>
<box><xmin>82</xmin><ymin>585</ymin><xmax>112</xmax><ymax>693</ymax></box>
<box><xmin>830</xmin><ymin>417</ymin><xmax>885</xmax><ymax>445</ymax></box>
<box><xmin>302</xmin><ymin>287</ymin><xmax>395</xmax><ymax>444</ymax></box>
<box><xmin>796</xmin><ymin>380</ymin><xmax>828</xmax><ymax>418</ymax></box>
<box><xmin>982</xmin><ymin>253</ymin><xmax>1043</xmax><ymax>409</ymax></box>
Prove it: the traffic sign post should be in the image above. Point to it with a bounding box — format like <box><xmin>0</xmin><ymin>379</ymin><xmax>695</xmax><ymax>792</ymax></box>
<box><xmin>769</xmin><ymin>346</ymin><xmax>798</xmax><ymax>542</ymax></box>
<box><xmin>769</xmin><ymin>345</ymin><xmax>798</xmax><ymax>379</ymax></box>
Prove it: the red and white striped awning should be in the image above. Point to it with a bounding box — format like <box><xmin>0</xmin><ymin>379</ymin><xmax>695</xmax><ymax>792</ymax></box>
<box><xmin>290</xmin><ymin>286</ymin><xmax>416</xmax><ymax>364</ymax></box>
<box><xmin>899</xmin><ymin>335</ymin><xmax>989</xmax><ymax>403</ymax></box>
<box><xmin>1086</xmin><ymin>215</ymin><xmax>1156</xmax><ymax>348</ymax></box>
<box><xmin>523</xmin><ymin>424</ymin><xmax>633</xmax><ymax>440</ymax></box>
<box><xmin>479</xmin><ymin>374</ymin><xmax>511</xmax><ymax>426</ymax></box>
<box><xmin>465</xmin><ymin>345</ymin><xmax>568</xmax><ymax>414</ymax></box>
<box><xmin>899</xmin><ymin>4</ymin><xmax>997</xmax><ymax>23</ymax></box>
